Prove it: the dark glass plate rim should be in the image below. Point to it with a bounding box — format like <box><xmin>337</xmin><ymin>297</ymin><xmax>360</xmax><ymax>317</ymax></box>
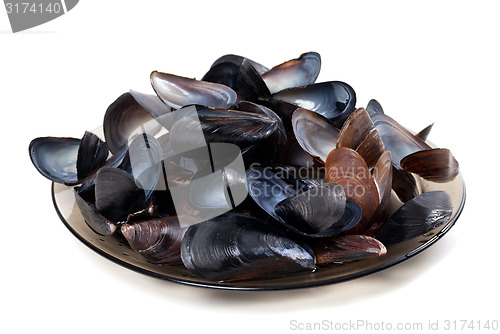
<box><xmin>51</xmin><ymin>174</ymin><xmax>465</xmax><ymax>291</ymax></box>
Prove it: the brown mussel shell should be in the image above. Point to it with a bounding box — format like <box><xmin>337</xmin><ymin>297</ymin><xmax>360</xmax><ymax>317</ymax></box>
<box><xmin>392</xmin><ymin>163</ymin><xmax>419</xmax><ymax>202</ymax></box>
<box><xmin>354</xmin><ymin>129</ymin><xmax>385</xmax><ymax>169</ymax></box>
<box><xmin>325</xmin><ymin>147</ymin><xmax>379</xmax><ymax>233</ymax></box>
<box><xmin>415</xmin><ymin>123</ymin><xmax>434</xmax><ymax>141</ymax></box>
<box><xmin>400</xmin><ymin>148</ymin><xmax>459</xmax><ymax>183</ymax></box>
<box><xmin>121</xmin><ymin>216</ymin><xmax>184</xmax><ymax>265</ymax></box>
<box><xmin>313</xmin><ymin>235</ymin><xmax>387</xmax><ymax>266</ymax></box>
<box><xmin>336</xmin><ymin>107</ymin><xmax>385</xmax><ymax>168</ymax></box>
<box><xmin>365</xmin><ymin>151</ymin><xmax>393</xmax><ymax>235</ymax></box>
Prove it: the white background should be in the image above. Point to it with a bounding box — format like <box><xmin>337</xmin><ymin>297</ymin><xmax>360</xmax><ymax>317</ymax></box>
<box><xmin>1</xmin><ymin>1</ymin><xmax>499</xmax><ymax>333</ymax></box>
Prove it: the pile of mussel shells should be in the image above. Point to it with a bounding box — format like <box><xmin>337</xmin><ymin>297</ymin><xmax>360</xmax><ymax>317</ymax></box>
<box><xmin>29</xmin><ymin>52</ymin><xmax>460</xmax><ymax>282</ymax></box>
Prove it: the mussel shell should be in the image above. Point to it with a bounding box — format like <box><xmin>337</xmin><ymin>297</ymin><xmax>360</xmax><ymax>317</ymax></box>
<box><xmin>239</xmin><ymin>101</ymin><xmax>287</xmax><ymax>145</ymax></box>
<box><xmin>400</xmin><ymin>148</ymin><xmax>459</xmax><ymax>183</ymax></box>
<box><xmin>277</xmin><ymin>200</ymin><xmax>362</xmax><ymax>238</ymax></box>
<box><xmin>180</xmin><ymin>212</ymin><xmax>315</xmax><ymax>281</ymax></box>
<box><xmin>375</xmin><ymin>191</ymin><xmax>453</xmax><ymax>246</ymax></box>
<box><xmin>365</xmin><ymin>151</ymin><xmax>393</xmax><ymax>235</ymax></box>
<box><xmin>78</xmin><ymin>141</ymin><xmax>131</xmax><ymax>194</ymax></box>
<box><xmin>355</xmin><ymin>129</ymin><xmax>385</xmax><ymax>168</ymax></box>
<box><xmin>235</xmin><ymin>59</ymin><xmax>272</xmax><ymax>100</ymax></box>
<box><xmin>325</xmin><ymin>147</ymin><xmax>379</xmax><ymax>233</ymax></box>
<box><xmin>262</xmin><ymin>51</ymin><xmax>321</xmax><ymax>94</ymax></box>
<box><xmin>246</xmin><ymin>167</ymin><xmax>362</xmax><ymax>237</ymax></box>
<box><xmin>415</xmin><ymin>123</ymin><xmax>434</xmax><ymax>142</ymax></box>
<box><xmin>371</xmin><ymin>112</ymin><xmax>430</xmax><ymax>166</ymax></box>
<box><xmin>76</xmin><ymin>131</ymin><xmax>109</xmax><ymax>181</ymax></box>
<box><xmin>267</xmin><ymin>164</ymin><xmax>326</xmax><ymax>191</ymax></box>
<box><xmin>202</xmin><ymin>61</ymin><xmax>240</xmax><ymax>90</ymax></box>
<box><xmin>127</xmin><ymin>133</ymin><xmax>163</xmax><ymax>197</ymax></box>
<box><xmin>278</xmin><ymin>135</ymin><xmax>316</xmax><ymax>168</ymax></box>
<box><xmin>169</xmin><ymin>108</ymin><xmax>280</xmax><ymax>155</ymax></box>
<box><xmin>103</xmin><ymin>92</ymin><xmax>166</xmax><ymax>154</ymax></box>
<box><xmin>273</xmin><ymin>81</ymin><xmax>356</xmax><ymax>129</ymax></box>
<box><xmin>336</xmin><ymin>108</ymin><xmax>384</xmax><ymax>168</ymax></box>
<box><xmin>292</xmin><ymin>108</ymin><xmax>339</xmax><ymax>163</ymax></box>
<box><xmin>246</xmin><ymin>167</ymin><xmax>296</xmax><ymax>223</ymax></box>
<box><xmin>337</xmin><ymin>108</ymin><xmax>375</xmax><ymax>149</ymax></box>
<box><xmin>392</xmin><ymin>163</ymin><xmax>418</xmax><ymax>202</ymax></box>
<box><xmin>260</xmin><ymin>98</ymin><xmax>298</xmax><ymax>133</ymax></box>
<box><xmin>313</xmin><ymin>235</ymin><xmax>387</xmax><ymax>265</ymax></box>
<box><xmin>74</xmin><ymin>187</ymin><xmax>116</xmax><ymax>236</ymax></box>
<box><xmin>95</xmin><ymin>167</ymin><xmax>147</xmax><ymax>222</ymax></box>
<box><xmin>187</xmin><ymin>165</ymin><xmax>247</xmax><ymax>215</ymax></box>
<box><xmin>209</xmin><ymin>54</ymin><xmax>269</xmax><ymax>76</ymax></box>
<box><xmin>150</xmin><ymin>71</ymin><xmax>237</xmax><ymax>109</ymax></box>
<box><xmin>29</xmin><ymin>136</ymin><xmax>80</xmax><ymax>185</ymax></box>
<box><xmin>274</xmin><ymin>183</ymin><xmax>346</xmax><ymax>234</ymax></box>
<box><xmin>203</xmin><ymin>59</ymin><xmax>272</xmax><ymax>101</ymax></box>
<box><xmin>366</xmin><ymin>99</ymin><xmax>384</xmax><ymax>115</ymax></box>
<box><xmin>121</xmin><ymin>216</ymin><xmax>184</xmax><ymax>265</ymax></box>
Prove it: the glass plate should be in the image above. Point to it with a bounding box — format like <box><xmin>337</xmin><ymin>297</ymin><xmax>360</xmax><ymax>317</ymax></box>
<box><xmin>51</xmin><ymin>171</ymin><xmax>465</xmax><ymax>291</ymax></box>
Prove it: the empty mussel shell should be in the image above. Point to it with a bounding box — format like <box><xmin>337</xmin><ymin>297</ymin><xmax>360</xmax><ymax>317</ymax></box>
<box><xmin>400</xmin><ymin>148</ymin><xmax>459</xmax><ymax>183</ymax></box>
<box><xmin>375</xmin><ymin>191</ymin><xmax>453</xmax><ymax>246</ymax></box>
<box><xmin>94</xmin><ymin>167</ymin><xmax>147</xmax><ymax>222</ymax></box>
<box><xmin>371</xmin><ymin>112</ymin><xmax>430</xmax><ymax>166</ymax></box>
<box><xmin>76</xmin><ymin>131</ymin><xmax>109</xmax><ymax>181</ymax></box>
<box><xmin>325</xmin><ymin>147</ymin><xmax>380</xmax><ymax>233</ymax></box>
<box><xmin>391</xmin><ymin>163</ymin><xmax>419</xmax><ymax>203</ymax></box>
<box><xmin>168</xmin><ymin>107</ymin><xmax>281</xmax><ymax>158</ymax></box>
<box><xmin>415</xmin><ymin>123</ymin><xmax>434</xmax><ymax>142</ymax></box>
<box><xmin>238</xmin><ymin>101</ymin><xmax>287</xmax><ymax>145</ymax></box>
<box><xmin>366</xmin><ymin>99</ymin><xmax>384</xmax><ymax>115</ymax></box>
<box><xmin>262</xmin><ymin>51</ymin><xmax>321</xmax><ymax>94</ymax></box>
<box><xmin>74</xmin><ymin>187</ymin><xmax>116</xmax><ymax>236</ymax></box>
<box><xmin>273</xmin><ymin>81</ymin><xmax>356</xmax><ymax>129</ymax></box>
<box><xmin>127</xmin><ymin>133</ymin><xmax>163</xmax><ymax>198</ymax></box>
<box><xmin>336</xmin><ymin>107</ymin><xmax>385</xmax><ymax>168</ymax></box>
<box><xmin>292</xmin><ymin>108</ymin><xmax>339</xmax><ymax>163</ymax></box>
<box><xmin>150</xmin><ymin>71</ymin><xmax>237</xmax><ymax>110</ymax></box>
<box><xmin>180</xmin><ymin>212</ymin><xmax>315</xmax><ymax>281</ymax></box>
<box><xmin>274</xmin><ymin>183</ymin><xmax>346</xmax><ymax>234</ymax></box>
<box><xmin>208</xmin><ymin>54</ymin><xmax>269</xmax><ymax>76</ymax></box>
<box><xmin>29</xmin><ymin>136</ymin><xmax>80</xmax><ymax>185</ymax></box>
<box><xmin>365</xmin><ymin>151</ymin><xmax>393</xmax><ymax>235</ymax></box>
<box><xmin>103</xmin><ymin>91</ymin><xmax>168</xmax><ymax>154</ymax></box>
<box><xmin>313</xmin><ymin>235</ymin><xmax>387</xmax><ymax>265</ymax></box>
<box><xmin>121</xmin><ymin>216</ymin><xmax>184</xmax><ymax>265</ymax></box>
<box><xmin>246</xmin><ymin>167</ymin><xmax>361</xmax><ymax>237</ymax></box>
